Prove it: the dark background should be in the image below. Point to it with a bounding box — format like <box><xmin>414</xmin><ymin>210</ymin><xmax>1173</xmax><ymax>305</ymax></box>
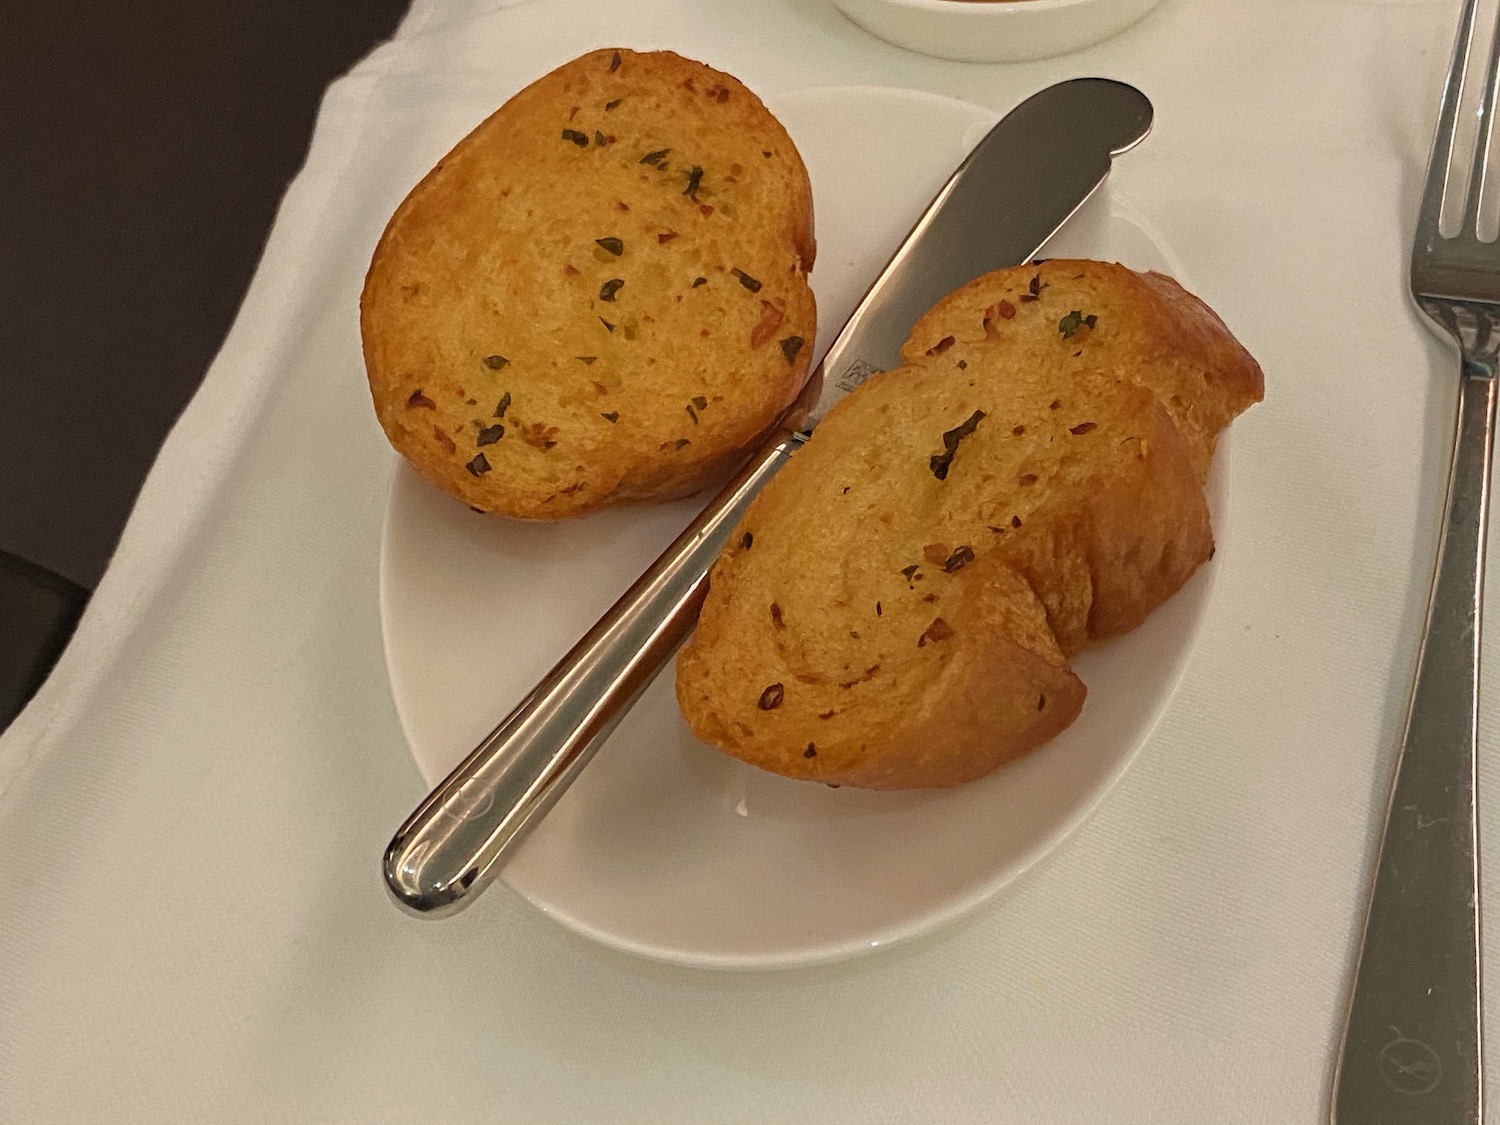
<box><xmin>1</xmin><ymin>1</ymin><xmax>411</xmax><ymax>725</ymax></box>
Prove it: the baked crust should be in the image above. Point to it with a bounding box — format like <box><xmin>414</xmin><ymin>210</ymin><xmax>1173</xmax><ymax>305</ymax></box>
<box><xmin>676</xmin><ymin>260</ymin><xmax>1262</xmax><ymax>789</ymax></box>
<box><xmin>361</xmin><ymin>49</ymin><xmax>816</xmax><ymax>517</ymax></box>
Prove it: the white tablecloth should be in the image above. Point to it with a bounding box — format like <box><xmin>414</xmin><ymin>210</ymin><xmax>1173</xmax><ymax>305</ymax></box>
<box><xmin>0</xmin><ymin>0</ymin><xmax>1476</xmax><ymax>1120</ymax></box>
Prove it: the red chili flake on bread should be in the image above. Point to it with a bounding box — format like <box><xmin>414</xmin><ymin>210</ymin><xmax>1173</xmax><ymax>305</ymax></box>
<box><xmin>1069</xmin><ymin>421</ymin><xmax>1098</xmax><ymax>435</ymax></box>
<box><xmin>692</xmin><ymin>277</ymin><xmax>708</xmax><ymax>288</ymax></box>
<box><xmin>770</xmin><ymin>603</ymin><xmax>784</xmax><ymax>629</ymax></box>
<box><xmin>433</xmin><ymin>427</ymin><xmax>456</xmax><ymax>455</ymax></box>
<box><xmin>757</xmin><ymin>683</ymin><xmax>785</xmax><ymax>710</ymax></box>
<box><xmin>803</xmin><ymin>744</ymin><xmax>817</xmax><ymax>758</ymax></box>
<box><xmin>925</xmin><ymin>335</ymin><xmax>956</xmax><ymax>357</ymax></box>
<box><xmin>741</xmin><ymin>532</ymin><xmax>753</xmax><ymax>549</ymax></box>
<box><xmin>658</xmin><ymin>230</ymin><xmax>678</xmax><ymax>243</ymax></box>
<box><xmin>982</xmin><ymin>299</ymin><xmax>1016</xmax><ymax>338</ymax></box>
<box><xmin>600</xmin><ymin>411</ymin><xmax>619</xmax><ymax>423</ymax></box>
<box><xmin>917</xmin><ymin>617</ymin><xmax>954</xmax><ymax>647</ymax></box>
<box><xmin>1018</xmin><ymin>472</ymin><xmax>1038</xmax><ymax>486</ymax></box>
<box><xmin>604</xmin><ymin>98</ymin><xmax>622</xmax><ymax>111</ymax></box>
<box><xmin>518</xmin><ymin>422</ymin><xmax>560</xmax><ymax>450</ymax></box>
<box><xmin>750</xmin><ymin>301</ymin><xmax>785</xmax><ymax>348</ymax></box>
<box><xmin>406</xmin><ymin>389</ymin><xmax>436</xmax><ymax>409</ymax></box>
<box><xmin>699</xmin><ymin>204</ymin><xmax>715</xmax><ymax>218</ymax></box>
<box><xmin>609</xmin><ymin>51</ymin><xmax>621</xmax><ymax>73</ymax></box>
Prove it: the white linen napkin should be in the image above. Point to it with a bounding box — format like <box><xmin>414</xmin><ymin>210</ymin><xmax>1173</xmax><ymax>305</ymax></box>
<box><xmin>0</xmin><ymin>0</ymin><xmax>1477</xmax><ymax>1120</ymax></box>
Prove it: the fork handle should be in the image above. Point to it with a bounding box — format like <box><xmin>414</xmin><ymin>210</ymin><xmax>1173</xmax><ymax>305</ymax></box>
<box><xmin>1333</xmin><ymin>369</ymin><xmax>1496</xmax><ymax>1124</ymax></box>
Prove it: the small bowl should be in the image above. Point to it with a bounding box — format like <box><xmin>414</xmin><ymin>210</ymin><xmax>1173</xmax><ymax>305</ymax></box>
<box><xmin>829</xmin><ymin>0</ymin><xmax>1166</xmax><ymax>63</ymax></box>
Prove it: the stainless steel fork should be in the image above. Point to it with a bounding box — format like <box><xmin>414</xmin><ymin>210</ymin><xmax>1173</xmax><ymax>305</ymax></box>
<box><xmin>1332</xmin><ymin>3</ymin><xmax>1500</xmax><ymax>1122</ymax></box>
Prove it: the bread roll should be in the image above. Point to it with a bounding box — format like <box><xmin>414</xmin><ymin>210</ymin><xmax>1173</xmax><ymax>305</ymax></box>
<box><xmin>675</xmin><ymin>259</ymin><xmax>1262</xmax><ymax>788</ymax></box>
<box><xmin>361</xmin><ymin>49</ymin><xmax>816</xmax><ymax>517</ymax></box>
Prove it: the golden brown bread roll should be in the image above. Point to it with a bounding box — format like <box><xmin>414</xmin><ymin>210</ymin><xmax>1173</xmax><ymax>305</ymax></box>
<box><xmin>675</xmin><ymin>259</ymin><xmax>1263</xmax><ymax>789</ymax></box>
<box><xmin>361</xmin><ymin>49</ymin><xmax>816</xmax><ymax>518</ymax></box>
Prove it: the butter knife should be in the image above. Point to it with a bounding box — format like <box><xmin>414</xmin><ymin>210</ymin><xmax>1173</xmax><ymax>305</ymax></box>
<box><xmin>384</xmin><ymin>77</ymin><xmax>1154</xmax><ymax>918</ymax></box>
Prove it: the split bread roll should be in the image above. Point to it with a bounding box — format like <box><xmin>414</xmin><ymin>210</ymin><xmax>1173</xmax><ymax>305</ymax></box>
<box><xmin>676</xmin><ymin>259</ymin><xmax>1263</xmax><ymax>789</ymax></box>
<box><xmin>361</xmin><ymin>49</ymin><xmax>816</xmax><ymax>518</ymax></box>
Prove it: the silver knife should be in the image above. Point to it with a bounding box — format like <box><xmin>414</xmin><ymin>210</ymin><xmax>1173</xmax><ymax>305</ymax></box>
<box><xmin>384</xmin><ymin>77</ymin><xmax>1154</xmax><ymax>918</ymax></box>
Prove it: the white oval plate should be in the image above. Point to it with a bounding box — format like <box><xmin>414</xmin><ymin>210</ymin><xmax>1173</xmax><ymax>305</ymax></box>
<box><xmin>379</xmin><ymin>86</ymin><xmax>1222</xmax><ymax>970</ymax></box>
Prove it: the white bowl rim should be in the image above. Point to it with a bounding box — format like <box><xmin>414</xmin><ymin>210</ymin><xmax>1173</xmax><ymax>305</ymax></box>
<box><xmin>849</xmin><ymin>0</ymin><xmax>1123</xmax><ymax>15</ymax></box>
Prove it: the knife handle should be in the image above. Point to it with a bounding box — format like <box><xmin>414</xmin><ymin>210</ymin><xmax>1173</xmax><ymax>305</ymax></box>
<box><xmin>383</xmin><ymin>428</ymin><xmax>805</xmax><ymax>917</ymax></box>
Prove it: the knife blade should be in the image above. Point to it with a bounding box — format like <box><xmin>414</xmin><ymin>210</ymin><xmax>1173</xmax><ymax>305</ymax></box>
<box><xmin>384</xmin><ymin>78</ymin><xmax>1154</xmax><ymax>918</ymax></box>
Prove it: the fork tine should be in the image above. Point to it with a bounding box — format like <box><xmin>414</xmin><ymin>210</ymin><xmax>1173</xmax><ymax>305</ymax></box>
<box><xmin>1462</xmin><ymin>0</ymin><xmax>1500</xmax><ymax>234</ymax></box>
<box><xmin>1417</xmin><ymin>0</ymin><xmax>1480</xmax><ymax>241</ymax></box>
